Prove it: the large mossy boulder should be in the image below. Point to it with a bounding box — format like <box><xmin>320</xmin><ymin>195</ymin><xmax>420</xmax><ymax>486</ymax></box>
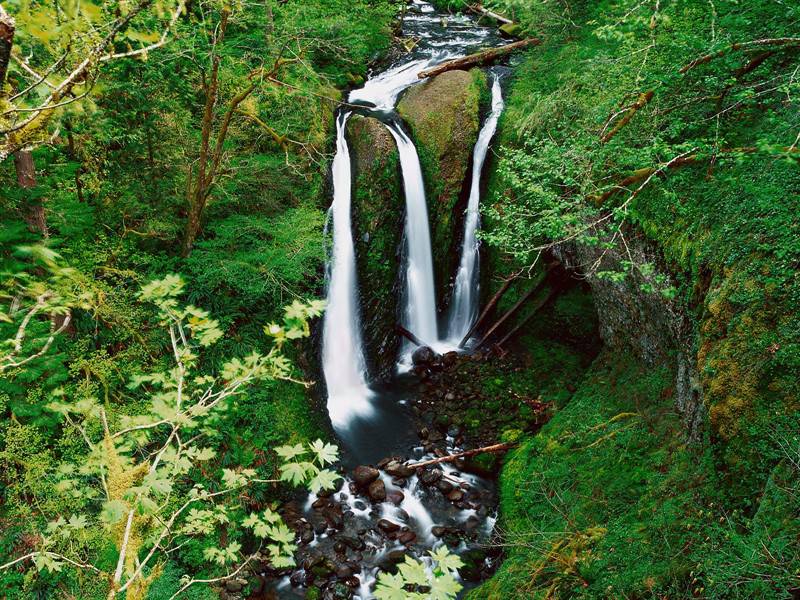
<box><xmin>397</xmin><ymin>68</ymin><xmax>486</xmax><ymax>309</ymax></box>
<box><xmin>347</xmin><ymin>114</ymin><xmax>404</xmax><ymax>381</ymax></box>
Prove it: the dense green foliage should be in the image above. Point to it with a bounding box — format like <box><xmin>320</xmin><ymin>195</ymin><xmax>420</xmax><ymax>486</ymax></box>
<box><xmin>2</xmin><ymin>0</ymin><xmax>799</xmax><ymax>598</ymax></box>
<box><xmin>448</xmin><ymin>0</ymin><xmax>800</xmax><ymax>597</ymax></box>
<box><xmin>1</xmin><ymin>0</ymin><xmax>395</xmax><ymax>596</ymax></box>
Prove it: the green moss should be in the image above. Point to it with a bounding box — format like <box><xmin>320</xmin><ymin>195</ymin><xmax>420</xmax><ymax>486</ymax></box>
<box><xmin>397</xmin><ymin>69</ymin><xmax>486</xmax><ymax>304</ymax></box>
<box><xmin>348</xmin><ymin>115</ymin><xmax>404</xmax><ymax>378</ymax></box>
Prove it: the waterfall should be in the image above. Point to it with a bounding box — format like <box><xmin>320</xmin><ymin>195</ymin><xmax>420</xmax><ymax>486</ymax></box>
<box><xmin>446</xmin><ymin>74</ymin><xmax>505</xmax><ymax>346</ymax></box>
<box><xmin>387</xmin><ymin>122</ymin><xmax>441</xmax><ymax>356</ymax></box>
<box><xmin>322</xmin><ymin>112</ymin><xmax>374</xmax><ymax>432</ymax></box>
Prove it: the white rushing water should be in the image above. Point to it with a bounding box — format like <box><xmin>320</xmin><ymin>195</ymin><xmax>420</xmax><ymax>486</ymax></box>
<box><xmin>445</xmin><ymin>74</ymin><xmax>505</xmax><ymax>346</ymax></box>
<box><xmin>387</xmin><ymin>122</ymin><xmax>442</xmax><ymax>357</ymax></box>
<box><xmin>322</xmin><ymin>112</ymin><xmax>374</xmax><ymax>432</ymax></box>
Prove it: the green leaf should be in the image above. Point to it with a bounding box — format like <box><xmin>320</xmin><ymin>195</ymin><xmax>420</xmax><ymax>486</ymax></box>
<box><xmin>398</xmin><ymin>556</ymin><xmax>430</xmax><ymax>587</ymax></box>
<box><xmin>279</xmin><ymin>462</ymin><xmax>309</xmax><ymax>486</ymax></box>
<box><xmin>309</xmin><ymin>439</ymin><xmax>339</xmax><ymax>466</ymax></box>
<box><xmin>275</xmin><ymin>443</ymin><xmax>306</xmax><ymax>461</ymax></box>
<box><xmin>374</xmin><ymin>572</ymin><xmax>409</xmax><ymax>600</ymax></box>
<box><xmin>429</xmin><ymin>573</ymin><xmax>463</xmax><ymax>600</ymax></box>
<box><xmin>429</xmin><ymin>546</ymin><xmax>464</xmax><ymax>573</ymax></box>
<box><xmin>100</xmin><ymin>500</ymin><xmax>128</xmax><ymax>525</ymax></box>
<box><xmin>308</xmin><ymin>469</ymin><xmax>341</xmax><ymax>494</ymax></box>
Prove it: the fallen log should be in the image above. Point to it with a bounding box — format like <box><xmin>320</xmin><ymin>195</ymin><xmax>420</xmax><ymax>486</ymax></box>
<box><xmin>467</xmin><ymin>4</ymin><xmax>514</xmax><ymax>25</ymax></box>
<box><xmin>458</xmin><ymin>274</ymin><xmax>518</xmax><ymax>348</ymax></box>
<box><xmin>396</xmin><ymin>324</ymin><xmax>426</xmax><ymax>348</ymax></box>
<box><xmin>495</xmin><ymin>284</ymin><xmax>562</xmax><ymax>349</ymax></box>
<box><xmin>473</xmin><ymin>276</ymin><xmax>551</xmax><ymax>350</ymax></box>
<box><xmin>418</xmin><ymin>38</ymin><xmax>541</xmax><ymax>79</ymax></box>
<box><xmin>407</xmin><ymin>442</ymin><xmax>516</xmax><ymax>468</ymax></box>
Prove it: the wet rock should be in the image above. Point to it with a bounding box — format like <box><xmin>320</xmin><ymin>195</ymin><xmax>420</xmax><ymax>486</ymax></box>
<box><xmin>377</xmin><ymin>519</ymin><xmax>401</xmax><ymax>533</ymax></box>
<box><xmin>412</xmin><ymin>345</ymin><xmax>436</xmax><ymax>366</ymax></box>
<box><xmin>384</xmin><ymin>460</ymin><xmax>415</xmax><ymax>478</ymax></box>
<box><xmin>348</xmin><ymin>115</ymin><xmax>404</xmax><ymax>381</ymax></box>
<box><xmin>352</xmin><ymin>465</ymin><xmax>380</xmax><ymax>487</ymax></box>
<box><xmin>432</xmin><ymin>525</ymin><xmax>447</xmax><ymax>538</ymax></box>
<box><xmin>437</xmin><ymin>479</ymin><xmax>454</xmax><ymax>494</ymax></box>
<box><xmin>290</xmin><ymin>570</ymin><xmax>306</xmax><ymax>587</ymax></box>
<box><xmin>368</xmin><ymin>479</ymin><xmax>386</xmax><ymax>502</ymax></box>
<box><xmin>397</xmin><ymin>69</ymin><xmax>486</xmax><ymax>304</ymax></box>
<box><xmin>399</xmin><ymin>530</ymin><xmax>417</xmax><ymax>545</ymax></box>
<box><xmin>386</xmin><ymin>489</ymin><xmax>405</xmax><ymax>505</ymax></box>
<box><xmin>419</xmin><ymin>468</ymin><xmax>443</xmax><ymax>485</ymax></box>
<box><xmin>335</xmin><ymin>564</ymin><xmax>354</xmax><ymax>579</ymax></box>
<box><xmin>447</xmin><ymin>489</ymin><xmax>465</xmax><ymax>502</ymax></box>
<box><xmin>225</xmin><ymin>578</ymin><xmax>246</xmax><ymax>593</ymax></box>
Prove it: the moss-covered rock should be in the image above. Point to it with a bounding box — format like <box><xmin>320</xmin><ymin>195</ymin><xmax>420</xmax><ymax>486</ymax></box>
<box><xmin>347</xmin><ymin>115</ymin><xmax>404</xmax><ymax>380</ymax></box>
<box><xmin>397</xmin><ymin>69</ymin><xmax>486</xmax><ymax>308</ymax></box>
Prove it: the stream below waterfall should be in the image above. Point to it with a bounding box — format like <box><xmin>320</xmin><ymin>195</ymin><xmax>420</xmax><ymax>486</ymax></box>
<box><xmin>268</xmin><ymin>2</ymin><xmax>508</xmax><ymax>597</ymax></box>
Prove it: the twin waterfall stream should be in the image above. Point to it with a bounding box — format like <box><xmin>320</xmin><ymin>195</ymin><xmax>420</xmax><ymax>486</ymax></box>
<box><xmin>277</xmin><ymin>2</ymin><xmax>507</xmax><ymax>597</ymax></box>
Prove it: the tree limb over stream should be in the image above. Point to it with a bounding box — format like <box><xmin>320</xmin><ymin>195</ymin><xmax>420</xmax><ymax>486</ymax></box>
<box><xmin>417</xmin><ymin>39</ymin><xmax>541</xmax><ymax>79</ymax></box>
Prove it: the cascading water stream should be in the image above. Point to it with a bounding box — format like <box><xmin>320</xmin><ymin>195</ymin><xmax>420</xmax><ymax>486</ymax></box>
<box><xmin>445</xmin><ymin>74</ymin><xmax>505</xmax><ymax>346</ymax></box>
<box><xmin>302</xmin><ymin>3</ymin><xmax>507</xmax><ymax>598</ymax></box>
<box><xmin>387</xmin><ymin>122</ymin><xmax>441</xmax><ymax>356</ymax></box>
<box><xmin>322</xmin><ymin>112</ymin><xmax>374</xmax><ymax>433</ymax></box>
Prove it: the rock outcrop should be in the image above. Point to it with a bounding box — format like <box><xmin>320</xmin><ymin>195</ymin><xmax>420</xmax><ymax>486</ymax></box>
<box><xmin>347</xmin><ymin>115</ymin><xmax>404</xmax><ymax>380</ymax></box>
<box><xmin>553</xmin><ymin>227</ymin><xmax>705</xmax><ymax>441</ymax></box>
<box><xmin>397</xmin><ymin>69</ymin><xmax>486</xmax><ymax>309</ymax></box>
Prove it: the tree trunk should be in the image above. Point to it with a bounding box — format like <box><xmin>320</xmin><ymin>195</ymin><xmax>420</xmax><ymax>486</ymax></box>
<box><xmin>182</xmin><ymin>207</ymin><xmax>201</xmax><ymax>257</ymax></box>
<box><xmin>418</xmin><ymin>39</ymin><xmax>540</xmax><ymax>79</ymax></box>
<box><xmin>14</xmin><ymin>150</ymin><xmax>48</xmax><ymax>236</ymax></box>
<box><xmin>0</xmin><ymin>6</ymin><xmax>13</xmax><ymax>91</ymax></box>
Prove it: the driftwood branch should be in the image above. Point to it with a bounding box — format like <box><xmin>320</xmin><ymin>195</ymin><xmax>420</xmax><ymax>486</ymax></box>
<box><xmin>590</xmin><ymin>146</ymin><xmax>800</xmax><ymax>206</ymax></box>
<box><xmin>418</xmin><ymin>39</ymin><xmax>540</xmax><ymax>79</ymax></box>
<box><xmin>407</xmin><ymin>442</ymin><xmax>516</xmax><ymax>468</ymax></box>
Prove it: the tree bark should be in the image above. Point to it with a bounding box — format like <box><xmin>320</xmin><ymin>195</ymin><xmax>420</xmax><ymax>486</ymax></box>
<box><xmin>418</xmin><ymin>39</ymin><xmax>541</xmax><ymax>79</ymax></box>
<box><xmin>14</xmin><ymin>149</ymin><xmax>48</xmax><ymax>236</ymax></box>
<box><xmin>0</xmin><ymin>6</ymin><xmax>13</xmax><ymax>91</ymax></box>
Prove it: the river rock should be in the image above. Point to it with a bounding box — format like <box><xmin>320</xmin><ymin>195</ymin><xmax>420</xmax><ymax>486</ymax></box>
<box><xmin>377</xmin><ymin>518</ymin><xmax>400</xmax><ymax>533</ymax></box>
<box><xmin>352</xmin><ymin>465</ymin><xmax>380</xmax><ymax>487</ymax></box>
<box><xmin>368</xmin><ymin>479</ymin><xmax>386</xmax><ymax>502</ymax></box>
<box><xmin>419</xmin><ymin>468</ymin><xmax>443</xmax><ymax>485</ymax></box>
<box><xmin>397</xmin><ymin>69</ymin><xmax>486</xmax><ymax>308</ymax></box>
<box><xmin>347</xmin><ymin>115</ymin><xmax>404</xmax><ymax>381</ymax></box>
<box><xmin>386</xmin><ymin>489</ymin><xmax>405</xmax><ymax>505</ymax></box>
<box><xmin>411</xmin><ymin>345</ymin><xmax>436</xmax><ymax>366</ymax></box>
<box><xmin>399</xmin><ymin>530</ymin><xmax>417</xmax><ymax>545</ymax></box>
<box><xmin>384</xmin><ymin>459</ymin><xmax>415</xmax><ymax>478</ymax></box>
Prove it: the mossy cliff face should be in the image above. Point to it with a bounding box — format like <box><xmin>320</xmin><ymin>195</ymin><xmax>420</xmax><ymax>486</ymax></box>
<box><xmin>346</xmin><ymin>115</ymin><xmax>403</xmax><ymax>380</ymax></box>
<box><xmin>397</xmin><ymin>69</ymin><xmax>486</xmax><ymax>308</ymax></box>
<box><xmin>552</xmin><ymin>231</ymin><xmax>705</xmax><ymax>440</ymax></box>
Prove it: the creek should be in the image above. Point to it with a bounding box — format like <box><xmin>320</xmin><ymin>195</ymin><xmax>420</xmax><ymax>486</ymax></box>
<box><xmin>271</xmin><ymin>2</ymin><xmax>508</xmax><ymax>597</ymax></box>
